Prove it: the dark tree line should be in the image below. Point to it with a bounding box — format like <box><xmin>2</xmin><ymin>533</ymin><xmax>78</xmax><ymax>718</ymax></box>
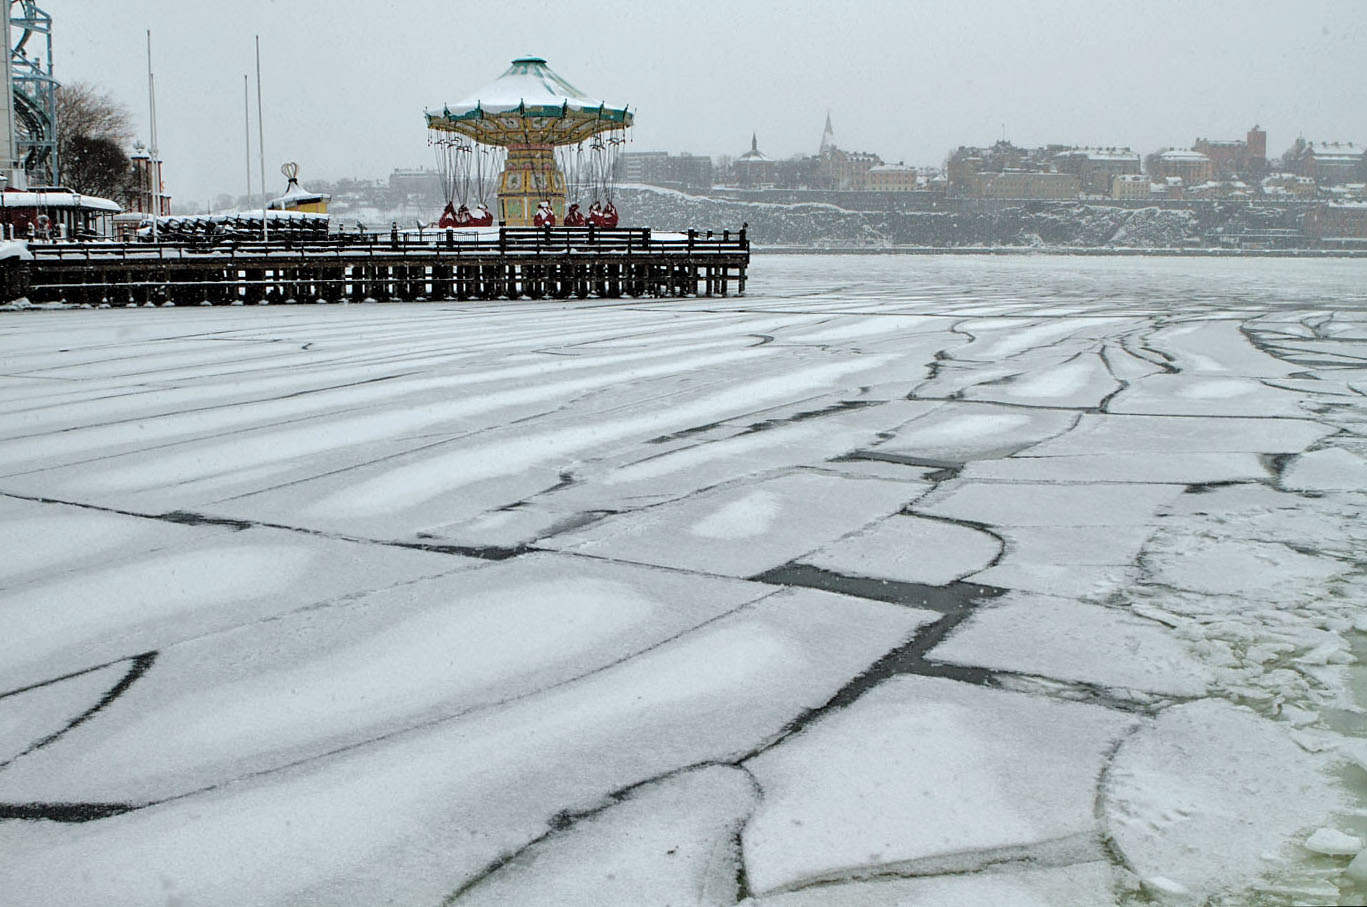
<box><xmin>55</xmin><ymin>81</ymin><xmax>138</xmax><ymax>200</ymax></box>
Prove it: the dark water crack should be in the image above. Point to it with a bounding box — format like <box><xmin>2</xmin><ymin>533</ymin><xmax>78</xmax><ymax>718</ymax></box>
<box><xmin>0</xmin><ymin>492</ymin><xmax>521</xmax><ymax>561</ymax></box>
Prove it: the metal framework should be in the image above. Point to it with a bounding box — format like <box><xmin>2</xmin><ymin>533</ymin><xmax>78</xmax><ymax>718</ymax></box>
<box><xmin>10</xmin><ymin>0</ymin><xmax>57</xmax><ymax>185</ymax></box>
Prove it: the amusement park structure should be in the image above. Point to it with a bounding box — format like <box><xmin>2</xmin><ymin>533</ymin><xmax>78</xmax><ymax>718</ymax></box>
<box><xmin>426</xmin><ymin>56</ymin><xmax>632</xmax><ymax>228</ymax></box>
<box><xmin>6</xmin><ymin>0</ymin><xmax>58</xmax><ymax>186</ymax></box>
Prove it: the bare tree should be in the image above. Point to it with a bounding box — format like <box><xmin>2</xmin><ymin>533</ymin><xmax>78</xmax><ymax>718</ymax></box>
<box><xmin>56</xmin><ymin>81</ymin><xmax>135</xmax><ymax>197</ymax></box>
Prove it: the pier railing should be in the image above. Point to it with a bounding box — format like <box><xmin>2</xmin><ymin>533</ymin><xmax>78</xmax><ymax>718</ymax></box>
<box><xmin>25</xmin><ymin>226</ymin><xmax>750</xmax><ymax>263</ymax></box>
<box><xmin>17</xmin><ymin>226</ymin><xmax>750</xmax><ymax>305</ymax></box>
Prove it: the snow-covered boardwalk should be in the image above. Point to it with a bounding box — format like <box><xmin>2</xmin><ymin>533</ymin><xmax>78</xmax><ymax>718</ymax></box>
<box><xmin>2</xmin><ymin>254</ymin><xmax>1366</xmax><ymax>905</ymax></box>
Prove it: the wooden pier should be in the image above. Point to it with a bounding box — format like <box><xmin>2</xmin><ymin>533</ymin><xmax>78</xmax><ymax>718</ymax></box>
<box><xmin>13</xmin><ymin>227</ymin><xmax>749</xmax><ymax>306</ymax></box>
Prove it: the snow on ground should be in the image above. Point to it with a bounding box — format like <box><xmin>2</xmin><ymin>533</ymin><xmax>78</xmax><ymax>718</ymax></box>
<box><xmin>2</xmin><ymin>254</ymin><xmax>1366</xmax><ymax>905</ymax></box>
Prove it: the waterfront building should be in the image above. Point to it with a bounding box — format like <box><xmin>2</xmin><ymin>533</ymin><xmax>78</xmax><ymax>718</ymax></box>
<box><xmin>817</xmin><ymin>114</ymin><xmax>883</xmax><ymax>190</ymax></box>
<box><xmin>1055</xmin><ymin>148</ymin><xmax>1142</xmax><ymax>195</ymax></box>
<box><xmin>1110</xmin><ymin>173</ymin><xmax>1150</xmax><ymax>200</ymax></box>
<box><xmin>1261</xmin><ymin>172</ymin><xmax>1317</xmax><ymax>198</ymax></box>
<box><xmin>1150</xmin><ymin>149</ymin><xmax>1214</xmax><ymax>185</ymax></box>
<box><xmin>1194</xmin><ymin>126</ymin><xmax>1267</xmax><ymax>179</ymax></box>
<box><xmin>1283</xmin><ymin>140</ymin><xmax>1365</xmax><ymax>185</ymax></box>
<box><xmin>735</xmin><ymin>134</ymin><xmax>776</xmax><ymax>188</ymax></box>
<box><xmin>964</xmin><ymin>170</ymin><xmax>1080</xmax><ymax>199</ymax></box>
<box><xmin>866</xmin><ymin>163</ymin><xmax>918</xmax><ymax>191</ymax></box>
<box><xmin>619</xmin><ymin>151</ymin><xmax>713</xmax><ymax>191</ymax></box>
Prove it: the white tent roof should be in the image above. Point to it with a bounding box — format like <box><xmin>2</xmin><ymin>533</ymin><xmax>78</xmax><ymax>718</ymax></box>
<box><xmin>439</xmin><ymin>56</ymin><xmax>622</xmax><ymax>117</ymax></box>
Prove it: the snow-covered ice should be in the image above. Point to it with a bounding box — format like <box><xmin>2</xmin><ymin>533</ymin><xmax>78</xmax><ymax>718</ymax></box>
<box><xmin>741</xmin><ymin>675</ymin><xmax>1134</xmax><ymax>894</ymax></box>
<box><xmin>544</xmin><ymin>472</ymin><xmax>922</xmax><ymax>577</ymax></box>
<box><xmin>929</xmin><ymin>592</ymin><xmax>1215</xmax><ymax>696</ymax></box>
<box><xmin>797</xmin><ymin>513</ymin><xmax>1001</xmax><ymax>585</ymax></box>
<box><xmin>739</xmin><ymin>861</ymin><xmax>1118</xmax><ymax>906</ymax></box>
<box><xmin>2</xmin><ymin>254</ymin><xmax>1365</xmax><ymax>905</ymax></box>
<box><xmin>1103</xmin><ymin>699</ymin><xmax>1343</xmax><ymax>903</ymax></box>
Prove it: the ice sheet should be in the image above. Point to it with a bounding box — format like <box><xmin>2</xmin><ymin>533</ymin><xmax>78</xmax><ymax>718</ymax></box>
<box><xmin>867</xmin><ymin>402</ymin><xmax>1078</xmax><ymax>463</ymax></box>
<box><xmin>0</xmin><ymin>588</ymin><xmax>933</xmax><ymax>907</ymax></box>
<box><xmin>915</xmin><ymin>480</ymin><xmax>1185</xmax><ymax>528</ymax></box>
<box><xmin>741</xmin><ymin>675</ymin><xmax>1134</xmax><ymax>895</ymax></box>
<box><xmin>1103</xmin><ymin>699</ymin><xmax>1342</xmax><ymax>903</ymax></box>
<box><xmin>740</xmin><ymin>861</ymin><xmax>1118</xmax><ymax>906</ymax></box>
<box><xmin>2</xmin><ymin>258</ymin><xmax>1364</xmax><ymax>904</ymax></box>
<box><xmin>1281</xmin><ymin>446</ymin><xmax>1367</xmax><ymax>492</ymax></box>
<box><xmin>961</xmin><ymin>451</ymin><xmax>1269</xmax><ymax>484</ymax></box>
<box><xmin>1108</xmin><ymin>374</ymin><xmax>1310</xmax><ymax>417</ymax></box>
<box><xmin>454</xmin><ymin>765</ymin><xmax>755</xmax><ymax>906</ymax></box>
<box><xmin>0</xmin><ymin>662</ymin><xmax>130</xmax><ymax>765</ymax></box>
<box><xmin>0</xmin><ymin>528</ymin><xmax>473</xmax><ymax>690</ymax></box>
<box><xmin>798</xmin><ymin>513</ymin><xmax>1001</xmax><ymax>585</ymax></box>
<box><xmin>1024</xmin><ymin>412</ymin><xmax>1335</xmax><ymax>455</ymax></box>
<box><xmin>544</xmin><ymin>473</ymin><xmax>919</xmax><ymax>577</ymax></box>
<box><xmin>929</xmin><ymin>592</ymin><xmax>1214</xmax><ymax>695</ymax></box>
<box><xmin>961</xmin><ymin>351</ymin><xmax>1120</xmax><ymax>409</ymax></box>
<box><xmin>0</xmin><ymin>554</ymin><xmax>781</xmax><ymax>803</ymax></box>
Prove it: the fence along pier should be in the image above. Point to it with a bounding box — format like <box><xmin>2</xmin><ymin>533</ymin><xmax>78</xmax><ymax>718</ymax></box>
<box><xmin>16</xmin><ymin>227</ymin><xmax>749</xmax><ymax>306</ymax></box>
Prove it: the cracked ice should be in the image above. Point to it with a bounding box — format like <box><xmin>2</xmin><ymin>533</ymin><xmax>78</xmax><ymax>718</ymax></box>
<box><xmin>2</xmin><ymin>254</ymin><xmax>1367</xmax><ymax>905</ymax></box>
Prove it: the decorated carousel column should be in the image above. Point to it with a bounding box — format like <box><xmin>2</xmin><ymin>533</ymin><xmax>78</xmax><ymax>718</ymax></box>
<box><xmin>499</xmin><ymin>143</ymin><xmax>566</xmax><ymax>227</ymax></box>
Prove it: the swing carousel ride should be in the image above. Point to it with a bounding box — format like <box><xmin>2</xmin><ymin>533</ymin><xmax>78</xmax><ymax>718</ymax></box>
<box><xmin>426</xmin><ymin>56</ymin><xmax>632</xmax><ymax>228</ymax></box>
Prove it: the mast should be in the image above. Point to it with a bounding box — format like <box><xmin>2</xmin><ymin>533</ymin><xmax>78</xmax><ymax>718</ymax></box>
<box><xmin>244</xmin><ymin>74</ymin><xmax>252</xmax><ymax>201</ymax></box>
<box><xmin>146</xmin><ymin>30</ymin><xmax>159</xmax><ymax>241</ymax></box>
<box><xmin>255</xmin><ymin>35</ymin><xmax>267</xmax><ymax>240</ymax></box>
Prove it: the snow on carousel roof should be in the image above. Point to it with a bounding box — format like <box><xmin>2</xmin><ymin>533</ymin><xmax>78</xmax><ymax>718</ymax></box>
<box><xmin>430</xmin><ymin>56</ymin><xmax>632</xmax><ymax>124</ymax></box>
<box><xmin>268</xmin><ymin>178</ymin><xmax>329</xmax><ymax>209</ymax></box>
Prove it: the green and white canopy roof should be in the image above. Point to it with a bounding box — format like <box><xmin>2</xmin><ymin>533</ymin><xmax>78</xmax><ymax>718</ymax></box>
<box><xmin>426</xmin><ymin>56</ymin><xmax>633</xmax><ymax>147</ymax></box>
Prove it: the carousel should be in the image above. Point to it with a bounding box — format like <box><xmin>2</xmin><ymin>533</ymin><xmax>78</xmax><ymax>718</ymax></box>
<box><xmin>425</xmin><ymin>56</ymin><xmax>632</xmax><ymax>228</ymax></box>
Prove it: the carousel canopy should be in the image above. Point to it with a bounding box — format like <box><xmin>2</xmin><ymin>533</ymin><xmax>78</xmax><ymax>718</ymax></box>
<box><xmin>426</xmin><ymin>56</ymin><xmax>633</xmax><ymax>146</ymax></box>
<box><xmin>268</xmin><ymin>178</ymin><xmax>328</xmax><ymax>210</ymax></box>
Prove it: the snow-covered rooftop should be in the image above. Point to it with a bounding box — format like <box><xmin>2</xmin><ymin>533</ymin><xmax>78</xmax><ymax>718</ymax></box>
<box><xmin>1058</xmin><ymin>148</ymin><xmax>1139</xmax><ymax>162</ymax></box>
<box><xmin>1158</xmin><ymin>149</ymin><xmax>1211</xmax><ymax>162</ymax></box>
<box><xmin>0</xmin><ymin>190</ymin><xmax>120</xmax><ymax>212</ymax></box>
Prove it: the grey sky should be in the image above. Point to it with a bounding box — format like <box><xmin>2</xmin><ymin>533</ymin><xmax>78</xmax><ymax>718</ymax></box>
<box><xmin>45</xmin><ymin>0</ymin><xmax>1366</xmax><ymax>207</ymax></box>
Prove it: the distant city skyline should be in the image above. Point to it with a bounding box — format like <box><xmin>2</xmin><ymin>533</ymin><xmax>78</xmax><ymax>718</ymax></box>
<box><xmin>44</xmin><ymin>0</ymin><xmax>1367</xmax><ymax>206</ymax></box>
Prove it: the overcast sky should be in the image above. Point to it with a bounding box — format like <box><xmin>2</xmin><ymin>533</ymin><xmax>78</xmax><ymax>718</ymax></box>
<box><xmin>43</xmin><ymin>0</ymin><xmax>1367</xmax><ymax>207</ymax></box>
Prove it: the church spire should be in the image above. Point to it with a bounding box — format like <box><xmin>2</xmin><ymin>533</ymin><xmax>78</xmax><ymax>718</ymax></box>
<box><xmin>820</xmin><ymin>112</ymin><xmax>836</xmax><ymax>154</ymax></box>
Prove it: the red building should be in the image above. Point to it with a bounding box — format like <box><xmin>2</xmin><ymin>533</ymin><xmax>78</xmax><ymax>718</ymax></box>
<box><xmin>1194</xmin><ymin>126</ymin><xmax>1267</xmax><ymax>179</ymax></box>
<box><xmin>128</xmin><ymin>150</ymin><xmax>172</xmax><ymax>216</ymax></box>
